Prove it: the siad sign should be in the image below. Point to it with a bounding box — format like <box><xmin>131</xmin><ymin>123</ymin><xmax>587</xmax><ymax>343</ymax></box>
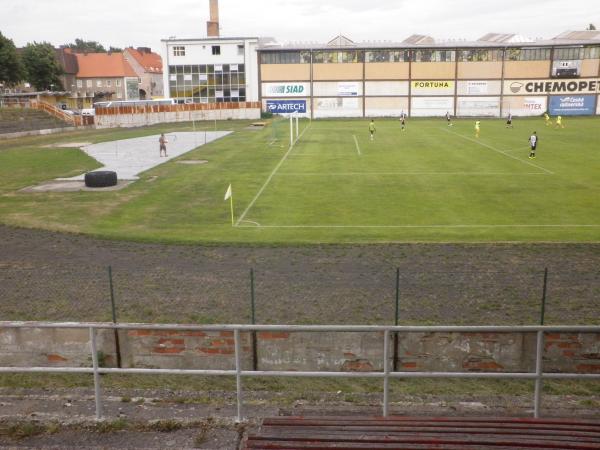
<box><xmin>263</xmin><ymin>83</ymin><xmax>310</xmax><ymax>97</ymax></box>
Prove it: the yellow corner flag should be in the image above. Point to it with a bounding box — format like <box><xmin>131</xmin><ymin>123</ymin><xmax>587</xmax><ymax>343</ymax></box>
<box><xmin>224</xmin><ymin>184</ymin><xmax>234</xmax><ymax>225</ymax></box>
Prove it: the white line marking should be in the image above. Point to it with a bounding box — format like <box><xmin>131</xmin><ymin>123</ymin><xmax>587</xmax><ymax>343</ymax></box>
<box><xmin>236</xmin><ymin>224</ymin><xmax>600</xmax><ymax>229</ymax></box>
<box><xmin>275</xmin><ymin>172</ymin><xmax>546</xmax><ymax>176</ymax></box>
<box><xmin>444</xmin><ymin>128</ymin><xmax>554</xmax><ymax>174</ymax></box>
<box><xmin>353</xmin><ymin>135</ymin><xmax>361</xmax><ymax>156</ymax></box>
<box><xmin>240</xmin><ymin>220</ymin><xmax>261</xmax><ymax>226</ymax></box>
<box><xmin>235</xmin><ymin>122</ymin><xmax>312</xmax><ymax>226</ymax></box>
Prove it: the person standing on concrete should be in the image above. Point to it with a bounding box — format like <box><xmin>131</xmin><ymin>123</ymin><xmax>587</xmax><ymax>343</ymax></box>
<box><xmin>159</xmin><ymin>133</ymin><xmax>168</xmax><ymax>157</ymax></box>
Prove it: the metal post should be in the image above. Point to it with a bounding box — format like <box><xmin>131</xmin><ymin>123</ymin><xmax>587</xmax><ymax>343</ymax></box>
<box><xmin>289</xmin><ymin>115</ymin><xmax>293</xmax><ymax>147</ymax></box>
<box><xmin>383</xmin><ymin>329</ymin><xmax>390</xmax><ymax>417</ymax></box>
<box><xmin>89</xmin><ymin>327</ymin><xmax>103</xmax><ymax>419</ymax></box>
<box><xmin>534</xmin><ymin>330</ymin><xmax>544</xmax><ymax>418</ymax></box>
<box><xmin>250</xmin><ymin>268</ymin><xmax>258</xmax><ymax>371</ymax></box>
<box><xmin>234</xmin><ymin>328</ymin><xmax>243</xmax><ymax>422</ymax></box>
<box><xmin>393</xmin><ymin>268</ymin><xmax>400</xmax><ymax>371</ymax></box>
<box><xmin>295</xmin><ymin>113</ymin><xmax>299</xmax><ymax>139</ymax></box>
<box><xmin>108</xmin><ymin>266</ymin><xmax>122</xmax><ymax>368</ymax></box>
<box><xmin>540</xmin><ymin>268</ymin><xmax>548</xmax><ymax>325</ymax></box>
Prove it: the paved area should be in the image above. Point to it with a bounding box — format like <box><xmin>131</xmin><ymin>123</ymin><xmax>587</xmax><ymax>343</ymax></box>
<box><xmin>60</xmin><ymin>131</ymin><xmax>230</xmax><ymax>181</ymax></box>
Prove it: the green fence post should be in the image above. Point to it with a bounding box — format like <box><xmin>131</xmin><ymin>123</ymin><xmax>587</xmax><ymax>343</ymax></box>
<box><xmin>393</xmin><ymin>268</ymin><xmax>400</xmax><ymax>372</ymax></box>
<box><xmin>540</xmin><ymin>268</ymin><xmax>548</xmax><ymax>325</ymax></box>
<box><xmin>108</xmin><ymin>266</ymin><xmax>122</xmax><ymax>368</ymax></box>
<box><xmin>250</xmin><ymin>268</ymin><xmax>258</xmax><ymax>371</ymax></box>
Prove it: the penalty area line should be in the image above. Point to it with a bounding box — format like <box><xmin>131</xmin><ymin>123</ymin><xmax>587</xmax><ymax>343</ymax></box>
<box><xmin>443</xmin><ymin>128</ymin><xmax>554</xmax><ymax>175</ymax></box>
<box><xmin>235</xmin><ymin>224</ymin><xmax>600</xmax><ymax>229</ymax></box>
<box><xmin>234</xmin><ymin>122</ymin><xmax>312</xmax><ymax>227</ymax></box>
<box><xmin>353</xmin><ymin>135</ymin><xmax>361</xmax><ymax>156</ymax></box>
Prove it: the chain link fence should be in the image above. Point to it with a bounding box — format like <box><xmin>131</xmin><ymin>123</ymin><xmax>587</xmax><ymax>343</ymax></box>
<box><xmin>0</xmin><ymin>265</ymin><xmax>598</xmax><ymax>326</ymax></box>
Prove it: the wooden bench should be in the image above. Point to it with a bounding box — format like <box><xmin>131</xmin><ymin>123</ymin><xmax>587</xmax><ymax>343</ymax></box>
<box><xmin>244</xmin><ymin>416</ymin><xmax>600</xmax><ymax>449</ymax></box>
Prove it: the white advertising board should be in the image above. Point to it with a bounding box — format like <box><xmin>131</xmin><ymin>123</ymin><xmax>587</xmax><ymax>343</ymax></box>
<box><xmin>411</xmin><ymin>97</ymin><xmax>454</xmax><ymax>117</ymax></box>
<box><xmin>456</xmin><ymin>97</ymin><xmax>501</xmax><ymax>116</ymax></box>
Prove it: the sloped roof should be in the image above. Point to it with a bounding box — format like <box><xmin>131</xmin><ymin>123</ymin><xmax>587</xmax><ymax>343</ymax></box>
<box><xmin>554</xmin><ymin>30</ymin><xmax>600</xmax><ymax>40</ymax></box>
<box><xmin>478</xmin><ymin>33</ymin><xmax>535</xmax><ymax>43</ymax></box>
<box><xmin>327</xmin><ymin>35</ymin><xmax>356</xmax><ymax>47</ymax></box>
<box><xmin>75</xmin><ymin>52</ymin><xmax>137</xmax><ymax>78</ymax></box>
<box><xmin>125</xmin><ymin>47</ymin><xmax>163</xmax><ymax>73</ymax></box>
<box><xmin>403</xmin><ymin>34</ymin><xmax>435</xmax><ymax>45</ymax></box>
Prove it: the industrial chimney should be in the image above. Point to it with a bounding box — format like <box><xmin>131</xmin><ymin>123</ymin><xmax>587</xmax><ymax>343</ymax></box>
<box><xmin>207</xmin><ymin>0</ymin><xmax>219</xmax><ymax>37</ymax></box>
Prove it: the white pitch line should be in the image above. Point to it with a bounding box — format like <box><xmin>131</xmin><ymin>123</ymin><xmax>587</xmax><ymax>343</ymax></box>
<box><xmin>443</xmin><ymin>128</ymin><xmax>554</xmax><ymax>174</ymax></box>
<box><xmin>234</xmin><ymin>122</ymin><xmax>312</xmax><ymax>226</ymax></box>
<box><xmin>353</xmin><ymin>135</ymin><xmax>361</xmax><ymax>156</ymax></box>
<box><xmin>236</xmin><ymin>224</ymin><xmax>600</xmax><ymax>229</ymax></box>
<box><xmin>275</xmin><ymin>172</ymin><xmax>546</xmax><ymax>176</ymax></box>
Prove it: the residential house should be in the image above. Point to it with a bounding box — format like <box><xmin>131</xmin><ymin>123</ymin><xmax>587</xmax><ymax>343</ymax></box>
<box><xmin>123</xmin><ymin>47</ymin><xmax>163</xmax><ymax>99</ymax></box>
<box><xmin>73</xmin><ymin>52</ymin><xmax>140</xmax><ymax>106</ymax></box>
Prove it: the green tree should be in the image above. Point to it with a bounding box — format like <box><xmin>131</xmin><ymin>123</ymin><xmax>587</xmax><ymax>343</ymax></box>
<box><xmin>108</xmin><ymin>46</ymin><xmax>123</xmax><ymax>53</ymax></box>
<box><xmin>0</xmin><ymin>31</ymin><xmax>23</xmax><ymax>86</ymax></box>
<box><xmin>586</xmin><ymin>23</ymin><xmax>596</xmax><ymax>30</ymax></box>
<box><xmin>21</xmin><ymin>42</ymin><xmax>63</xmax><ymax>91</ymax></box>
<box><xmin>65</xmin><ymin>38</ymin><xmax>106</xmax><ymax>53</ymax></box>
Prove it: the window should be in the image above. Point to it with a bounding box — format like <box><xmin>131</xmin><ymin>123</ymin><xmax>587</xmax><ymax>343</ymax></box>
<box><xmin>106</xmin><ymin>80</ymin><xmax>112</xmax><ymax>87</ymax></box>
<box><xmin>554</xmin><ymin>47</ymin><xmax>584</xmax><ymax>60</ymax></box>
<box><xmin>312</xmin><ymin>51</ymin><xmax>363</xmax><ymax>63</ymax></box>
<box><xmin>96</xmin><ymin>80</ymin><xmax>102</xmax><ymax>87</ymax></box>
<box><xmin>412</xmin><ymin>50</ymin><xmax>455</xmax><ymax>62</ymax></box>
<box><xmin>259</xmin><ymin>51</ymin><xmax>311</xmax><ymax>64</ymax></box>
<box><xmin>237</xmin><ymin>44</ymin><xmax>244</xmax><ymax>55</ymax></box>
<box><xmin>167</xmin><ymin>64</ymin><xmax>246</xmax><ymax>103</ymax></box>
<box><xmin>583</xmin><ymin>46</ymin><xmax>600</xmax><ymax>59</ymax></box>
<box><xmin>365</xmin><ymin>50</ymin><xmax>409</xmax><ymax>63</ymax></box>
<box><xmin>506</xmin><ymin>48</ymin><xmax>551</xmax><ymax>61</ymax></box>
<box><xmin>116</xmin><ymin>79</ymin><xmax>121</xmax><ymax>87</ymax></box>
<box><xmin>458</xmin><ymin>49</ymin><xmax>503</xmax><ymax>62</ymax></box>
<box><xmin>77</xmin><ymin>80</ymin><xmax>83</xmax><ymax>88</ymax></box>
<box><xmin>212</xmin><ymin>45</ymin><xmax>221</xmax><ymax>55</ymax></box>
<box><xmin>173</xmin><ymin>46</ymin><xmax>185</xmax><ymax>56</ymax></box>
<box><xmin>86</xmin><ymin>80</ymin><xmax>92</xmax><ymax>88</ymax></box>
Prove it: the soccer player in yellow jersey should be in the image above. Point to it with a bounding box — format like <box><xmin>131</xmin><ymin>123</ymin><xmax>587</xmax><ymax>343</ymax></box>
<box><xmin>544</xmin><ymin>112</ymin><xmax>551</xmax><ymax>126</ymax></box>
<box><xmin>369</xmin><ymin>119</ymin><xmax>376</xmax><ymax>141</ymax></box>
<box><xmin>555</xmin><ymin>115</ymin><xmax>564</xmax><ymax>129</ymax></box>
<box><xmin>475</xmin><ymin>120</ymin><xmax>481</xmax><ymax>138</ymax></box>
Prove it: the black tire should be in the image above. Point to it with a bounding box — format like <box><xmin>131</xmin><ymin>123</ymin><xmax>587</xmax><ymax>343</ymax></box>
<box><xmin>84</xmin><ymin>171</ymin><xmax>118</xmax><ymax>188</ymax></box>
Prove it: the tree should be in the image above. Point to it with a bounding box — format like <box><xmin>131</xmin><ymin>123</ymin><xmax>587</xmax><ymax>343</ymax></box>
<box><xmin>0</xmin><ymin>31</ymin><xmax>23</xmax><ymax>86</ymax></box>
<box><xmin>21</xmin><ymin>42</ymin><xmax>63</xmax><ymax>91</ymax></box>
<box><xmin>108</xmin><ymin>46</ymin><xmax>123</xmax><ymax>53</ymax></box>
<box><xmin>65</xmin><ymin>38</ymin><xmax>106</xmax><ymax>53</ymax></box>
<box><xmin>586</xmin><ymin>23</ymin><xmax>596</xmax><ymax>30</ymax></box>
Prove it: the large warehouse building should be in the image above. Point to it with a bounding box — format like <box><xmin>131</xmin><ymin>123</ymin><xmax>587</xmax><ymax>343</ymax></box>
<box><xmin>257</xmin><ymin>30</ymin><xmax>600</xmax><ymax>118</ymax></box>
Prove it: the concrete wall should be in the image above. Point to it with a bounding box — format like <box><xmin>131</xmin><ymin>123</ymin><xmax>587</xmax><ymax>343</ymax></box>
<box><xmin>94</xmin><ymin>106</ymin><xmax>261</xmax><ymax>128</ymax></box>
<box><xmin>1</xmin><ymin>326</ymin><xmax>599</xmax><ymax>374</ymax></box>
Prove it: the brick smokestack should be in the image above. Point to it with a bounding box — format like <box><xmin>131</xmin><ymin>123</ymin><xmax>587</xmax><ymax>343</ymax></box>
<box><xmin>207</xmin><ymin>0</ymin><xmax>219</xmax><ymax>37</ymax></box>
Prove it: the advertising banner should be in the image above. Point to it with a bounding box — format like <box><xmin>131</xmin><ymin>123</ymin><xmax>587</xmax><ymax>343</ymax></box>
<box><xmin>467</xmin><ymin>81</ymin><xmax>488</xmax><ymax>95</ymax></box>
<box><xmin>262</xmin><ymin>82</ymin><xmax>310</xmax><ymax>97</ymax></box>
<box><xmin>338</xmin><ymin>82</ymin><xmax>359</xmax><ymax>96</ymax></box>
<box><xmin>266</xmin><ymin>100</ymin><xmax>307</xmax><ymax>114</ymax></box>
<box><xmin>548</xmin><ymin>95</ymin><xmax>596</xmax><ymax>115</ymax></box>
<box><xmin>411</xmin><ymin>80</ymin><xmax>454</xmax><ymax>96</ymax></box>
<box><xmin>411</xmin><ymin>97</ymin><xmax>454</xmax><ymax>117</ymax></box>
<box><xmin>456</xmin><ymin>97</ymin><xmax>500</xmax><ymax>116</ymax></box>
<box><xmin>504</xmin><ymin>78</ymin><xmax>600</xmax><ymax>95</ymax></box>
<box><xmin>503</xmin><ymin>96</ymin><xmax>547</xmax><ymax>116</ymax></box>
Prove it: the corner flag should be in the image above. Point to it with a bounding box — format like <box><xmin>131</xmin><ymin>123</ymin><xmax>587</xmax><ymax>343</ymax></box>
<box><xmin>224</xmin><ymin>184</ymin><xmax>234</xmax><ymax>225</ymax></box>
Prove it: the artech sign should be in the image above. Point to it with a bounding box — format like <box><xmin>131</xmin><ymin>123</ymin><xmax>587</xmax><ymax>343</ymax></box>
<box><xmin>266</xmin><ymin>100</ymin><xmax>307</xmax><ymax>114</ymax></box>
<box><xmin>505</xmin><ymin>79</ymin><xmax>600</xmax><ymax>95</ymax></box>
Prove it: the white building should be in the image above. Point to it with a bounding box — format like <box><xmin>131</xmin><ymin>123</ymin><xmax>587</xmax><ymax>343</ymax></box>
<box><xmin>161</xmin><ymin>36</ymin><xmax>261</xmax><ymax>104</ymax></box>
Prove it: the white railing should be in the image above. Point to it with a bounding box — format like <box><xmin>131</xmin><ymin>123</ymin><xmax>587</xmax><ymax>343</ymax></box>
<box><xmin>1</xmin><ymin>322</ymin><xmax>599</xmax><ymax>421</ymax></box>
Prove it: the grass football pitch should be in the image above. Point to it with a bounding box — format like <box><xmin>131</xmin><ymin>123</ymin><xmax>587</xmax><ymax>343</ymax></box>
<box><xmin>0</xmin><ymin>116</ymin><xmax>599</xmax><ymax>243</ymax></box>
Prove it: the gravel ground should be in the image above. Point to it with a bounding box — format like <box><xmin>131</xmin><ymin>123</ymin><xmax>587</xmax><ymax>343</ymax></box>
<box><xmin>0</xmin><ymin>225</ymin><xmax>598</xmax><ymax>325</ymax></box>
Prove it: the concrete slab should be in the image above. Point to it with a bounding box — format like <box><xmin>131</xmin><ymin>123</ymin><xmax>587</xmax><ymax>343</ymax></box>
<box><xmin>59</xmin><ymin>131</ymin><xmax>230</xmax><ymax>181</ymax></box>
<box><xmin>20</xmin><ymin>180</ymin><xmax>133</xmax><ymax>193</ymax></box>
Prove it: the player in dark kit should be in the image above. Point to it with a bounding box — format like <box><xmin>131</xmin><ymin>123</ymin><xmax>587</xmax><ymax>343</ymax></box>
<box><xmin>529</xmin><ymin>131</ymin><xmax>538</xmax><ymax>159</ymax></box>
<box><xmin>506</xmin><ymin>113</ymin><xmax>513</xmax><ymax>128</ymax></box>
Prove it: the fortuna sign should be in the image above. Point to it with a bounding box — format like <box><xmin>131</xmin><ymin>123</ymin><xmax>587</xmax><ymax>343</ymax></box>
<box><xmin>506</xmin><ymin>79</ymin><xmax>600</xmax><ymax>95</ymax></box>
<box><xmin>412</xmin><ymin>81</ymin><xmax>453</xmax><ymax>89</ymax></box>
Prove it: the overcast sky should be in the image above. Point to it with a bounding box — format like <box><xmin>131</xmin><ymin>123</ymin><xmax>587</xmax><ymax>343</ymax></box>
<box><xmin>2</xmin><ymin>0</ymin><xmax>599</xmax><ymax>53</ymax></box>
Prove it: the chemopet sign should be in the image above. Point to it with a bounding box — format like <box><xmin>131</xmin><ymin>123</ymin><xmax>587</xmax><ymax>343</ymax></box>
<box><xmin>505</xmin><ymin>79</ymin><xmax>600</xmax><ymax>95</ymax></box>
<box><xmin>265</xmin><ymin>100</ymin><xmax>307</xmax><ymax>114</ymax></box>
<box><xmin>263</xmin><ymin>82</ymin><xmax>310</xmax><ymax>97</ymax></box>
<box><xmin>549</xmin><ymin>95</ymin><xmax>596</xmax><ymax>115</ymax></box>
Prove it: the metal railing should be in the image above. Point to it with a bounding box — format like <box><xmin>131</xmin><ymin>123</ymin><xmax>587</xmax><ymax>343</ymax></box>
<box><xmin>1</xmin><ymin>322</ymin><xmax>599</xmax><ymax>421</ymax></box>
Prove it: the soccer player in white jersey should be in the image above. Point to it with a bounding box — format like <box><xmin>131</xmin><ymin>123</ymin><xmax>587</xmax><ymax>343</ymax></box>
<box><xmin>529</xmin><ymin>131</ymin><xmax>538</xmax><ymax>159</ymax></box>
